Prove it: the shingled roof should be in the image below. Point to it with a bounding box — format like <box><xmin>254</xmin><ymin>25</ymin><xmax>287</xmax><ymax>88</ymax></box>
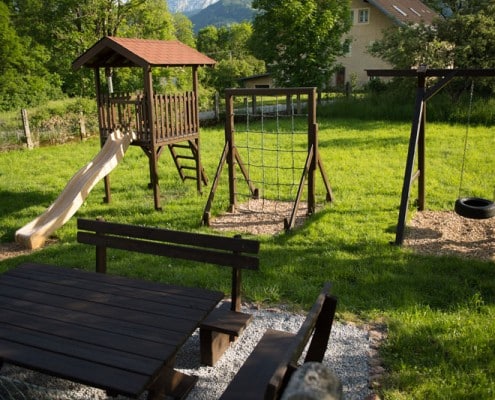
<box><xmin>72</xmin><ymin>36</ymin><xmax>216</xmax><ymax>70</ymax></box>
<box><xmin>367</xmin><ymin>0</ymin><xmax>438</xmax><ymax>25</ymax></box>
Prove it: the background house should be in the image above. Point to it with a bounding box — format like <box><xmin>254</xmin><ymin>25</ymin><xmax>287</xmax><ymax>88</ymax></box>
<box><xmin>239</xmin><ymin>73</ymin><xmax>273</xmax><ymax>88</ymax></box>
<box><xmin>334</xmin><ymin>0</ymin><xmax>438</xmax><ymax>88</ymax></box>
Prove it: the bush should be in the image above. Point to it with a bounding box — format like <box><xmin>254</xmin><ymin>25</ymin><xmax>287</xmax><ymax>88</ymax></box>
<box><xmin>0</xmin><ymin>97</ymin><xmax>99</xmax><ymax>149</ymax></box>
<box><xmin>319</xmin><ymin>81</ymin><xmax>495</xmax><ymax>125</ymax></box>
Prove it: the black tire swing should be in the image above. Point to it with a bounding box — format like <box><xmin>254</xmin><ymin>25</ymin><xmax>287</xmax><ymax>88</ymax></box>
<box><xmin>455</xmin><ymin>81</ymin><xmax>495</xmax><ymax>220</ymax></box>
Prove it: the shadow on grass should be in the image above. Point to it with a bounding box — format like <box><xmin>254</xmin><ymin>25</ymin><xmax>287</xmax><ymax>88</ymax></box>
<box><xmin>0</xmin><ymin>190</ymin><xmax>53</xmax><ymax>215</ymax></box>
<box><xmin>0</xmin><ymin>190</ymin><xmax>56</xmax><ymax>241</ymax></box>
<box><xmin>259</xmin><ymin>212</ymin><xmax>495</xmax><ymax>314</ymax></box>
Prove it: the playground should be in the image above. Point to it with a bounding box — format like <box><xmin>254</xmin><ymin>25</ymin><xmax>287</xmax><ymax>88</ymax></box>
<box><xmin>1</xmin><ymin>36</ymin><xmax>494</xmax><ymax>398</ymax></box>
<box><xmin>1</xmin><ymin>112</ymin><xmax>494</xmax><ymax>399</ymax></box>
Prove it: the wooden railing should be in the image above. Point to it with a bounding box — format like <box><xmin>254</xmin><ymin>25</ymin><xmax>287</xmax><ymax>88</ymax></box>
<box><xmin>98</xmin><ymin>91</ymin><xmax>199</xmax><ymax>145</ymax></box>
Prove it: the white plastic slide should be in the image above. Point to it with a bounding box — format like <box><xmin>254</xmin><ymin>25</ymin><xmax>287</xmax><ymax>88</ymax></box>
<box><xmin>15</xmin><ymin>130</ymin><xmax>134</xmax><ymax>250</ymax></box>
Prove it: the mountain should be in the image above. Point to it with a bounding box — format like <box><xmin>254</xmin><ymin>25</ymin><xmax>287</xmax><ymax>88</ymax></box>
<box><xmin>189</xmin><ymin>0</ymin><xmax>254</xmax><ymax>31</ymax></box>
<box><xmin>168</xmin><ymin>0</ymin><xmax>220</xmax><ymax>15</ymax></box>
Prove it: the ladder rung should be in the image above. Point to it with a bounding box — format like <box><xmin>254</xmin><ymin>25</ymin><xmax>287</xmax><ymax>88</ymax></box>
<box><xmin>176</xmin><ymin>155</ymin><xmax>195</xmax><ymax>160</ymax></box>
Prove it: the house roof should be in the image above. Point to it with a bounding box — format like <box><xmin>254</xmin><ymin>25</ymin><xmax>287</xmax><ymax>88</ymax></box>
<box><xmin>367</xmin><ymin>0</ymin><xmax>437</xmax><ymax>25</ymax></box>
<box><xmin>72</xmin><ymin>36</ymin><xmax>216</xmax><ymax>70</ymax></box>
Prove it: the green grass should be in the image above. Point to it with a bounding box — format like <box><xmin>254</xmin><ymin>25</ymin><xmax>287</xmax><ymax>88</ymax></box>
<box><xmin>0</xmin><ymin>118</ymin><xmax>494</xmax><ymax>399</ymax></box>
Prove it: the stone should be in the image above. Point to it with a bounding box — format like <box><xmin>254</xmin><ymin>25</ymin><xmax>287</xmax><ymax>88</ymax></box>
<box><xmin>281</xmin><ymin>362</ymin><xmax>343</xmax><ymax>400</ymax></box>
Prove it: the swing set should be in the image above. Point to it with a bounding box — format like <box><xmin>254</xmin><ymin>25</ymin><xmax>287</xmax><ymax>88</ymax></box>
<box><xmin>367</xmin><ymin>66</ymin><xmax>495</xmax><ymax>245</ymax></box>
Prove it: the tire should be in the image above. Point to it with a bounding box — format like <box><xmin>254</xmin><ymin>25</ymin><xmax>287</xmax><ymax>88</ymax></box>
<box><xmin>454</xmin><ymin>197</ymin><xmax>495</xmax><ymax>220</ymax></box>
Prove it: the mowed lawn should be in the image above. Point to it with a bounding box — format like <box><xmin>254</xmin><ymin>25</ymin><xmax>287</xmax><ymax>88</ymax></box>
<box><xmin>1</xmin><ymin>117</ymin><xmax>494</xmax><ymax>399</ymax></box>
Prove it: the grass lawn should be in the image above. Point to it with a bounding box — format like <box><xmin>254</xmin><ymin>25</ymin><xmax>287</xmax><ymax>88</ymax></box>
<box><xmin>0</xmin><ymin>117</ymin><xmax>494</xmax><ymax>399</ymax></box>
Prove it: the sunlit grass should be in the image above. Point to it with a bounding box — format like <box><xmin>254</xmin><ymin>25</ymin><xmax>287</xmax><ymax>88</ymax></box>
<box><xmin>1</xmin><ymin>117</ymin><xmax>494</xmax><ymax>399</ymax></box>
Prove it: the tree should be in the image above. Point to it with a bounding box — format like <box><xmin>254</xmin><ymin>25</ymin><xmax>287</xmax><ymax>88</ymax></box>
<box><xmin>369</xmin><ymin>1</ymin><xmax>495</xmax><ymax>70</ymax></box>
<box><xmin>368</xmin><ymin>23</ymin><xmax>452</xmax><ymax>69</ymax></box>
<box><xmin>435</xmin><ymin>3</ymin><xmax>495</xmax><ymax>69</ymax></box>
<box><xmin>6</xmin><ymin>0</ymin><xmax>177</xmax><ymax>98</ymax></box>
<box><xmin>0</xmin><ymin>2</ymin><xmax>61</xmax><ymax>110</ymax></box>
<box><xmin>250</xmin><ymin>0</ymin><xmax>351</xmax><ymax>89</ymax></box>
<box><xmin>173</xmin><ymin>13</ymin><xmax>196</xmax><ymax>48</ymax></box>
<box><xmin>197</xmin><ymin>23</ymin><xmax>265</xmax><ymax>93</ymax></box>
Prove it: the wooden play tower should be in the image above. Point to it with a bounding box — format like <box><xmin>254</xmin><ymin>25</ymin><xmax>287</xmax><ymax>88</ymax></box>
<box><xmin>72</xmin><ymin>36</ymin><xmax>216</xmax><ymax>210</ymax></box>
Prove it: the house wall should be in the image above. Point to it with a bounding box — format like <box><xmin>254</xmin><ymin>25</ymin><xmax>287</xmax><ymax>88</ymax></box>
<box><xmin>241</xmin><ymin>75</ymin><xmax>273</xmax><ymax>88</ymax></box>
<box><xmin>334</xmin><ymin>0</ymin><xmax>395</xmax><ymax>88</ymax></box>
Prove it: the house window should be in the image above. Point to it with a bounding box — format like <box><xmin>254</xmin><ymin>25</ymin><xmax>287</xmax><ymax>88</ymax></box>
<box><xmin>358</xmin><ymin>8</ymin><xmax>369</xmax><ymax>24</ymax></box>
<box><xmin>343</xmin><ymin>41</ymin><xmax>352</xmax><ymax>56</ymax></box>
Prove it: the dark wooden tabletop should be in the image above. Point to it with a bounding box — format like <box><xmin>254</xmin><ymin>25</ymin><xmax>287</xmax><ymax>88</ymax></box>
<box><xmin>0</xmin><ymin>262</ymin><xmax>224</xmax><ymax>398</ymax></box>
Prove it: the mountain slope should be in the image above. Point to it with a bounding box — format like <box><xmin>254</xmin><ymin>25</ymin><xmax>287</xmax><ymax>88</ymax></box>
<box><xmin>168</xmin><ymin>0</ymin><xmax>220</xmax><ymax>14</ymax></box>
<box><xmin>190</xmin><ymin>0</ymin><xmax>254</xmax><ymax>31</ymax></box>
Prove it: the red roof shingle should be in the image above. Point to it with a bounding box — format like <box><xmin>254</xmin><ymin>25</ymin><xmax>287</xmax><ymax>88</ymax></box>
<box><xmin>73</xmin><ymin>36</ymin><xmax>216</xmax><ymax>70</ymax></box>
<box><xmin>368</xmin><ymin>0</ymin><xmax>438</xmax><ymax>25</ymax></box>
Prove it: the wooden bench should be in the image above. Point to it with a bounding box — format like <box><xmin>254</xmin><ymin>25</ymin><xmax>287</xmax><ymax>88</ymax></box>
<box><xmin>76</xmin><ymin>218</ymin><xmax>260</xmax><ymax>366</ymax></box>
<box><xmin>219</xmin><ymin>282</ymin><xmax>338</xmax><ymax>400</ymax></box>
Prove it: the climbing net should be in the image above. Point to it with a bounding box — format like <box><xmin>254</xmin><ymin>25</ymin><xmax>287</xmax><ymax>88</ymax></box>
<box><xmin>235</xmin><ymin>94</ymin><xmax>307</xmax><ymax>203</ymax></box>
<box><xmin>203</xmin><ymin>87</ymin><xmax>333</xmax><ymax>231</ymax></box>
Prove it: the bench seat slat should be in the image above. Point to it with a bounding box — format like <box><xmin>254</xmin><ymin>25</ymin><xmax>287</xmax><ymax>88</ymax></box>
<box><xmin>200</xmin><ymin>306</ymin><xmax>253</xmax><ymax>336</ymax></box>
<box><xmin>218</xmin><ymin>329</ymin><xmax>295</xmax><ymax>400</ymax></box>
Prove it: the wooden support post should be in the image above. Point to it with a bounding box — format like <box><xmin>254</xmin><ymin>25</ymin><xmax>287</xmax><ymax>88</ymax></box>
<box><xmin>226</xmin><ymin>93</ymin><xmax>237</xmax><ymax>212</ymax></box>
<box><xmin>417</xmin><ymin>100</ymin><xmax>426</xmax><ymax>211</ymax></box>
<box><xmin>192</xmin><ymin>66</ymin><xmax>202</xmax><ymax>194</ymax></box>
<box><xmin>95</xmin><ymin>217</ymin><xmax>107</xmax><ymax>273</ymax></box>
<box><xmin>395</xmin><ymin>70</ymin><xmax>427</xmax><ymax>245</ymax></box>
<box><xmin>307</xmin><ymin>89</ymin><xmax>317</xmax><ymax>214</ymax></box>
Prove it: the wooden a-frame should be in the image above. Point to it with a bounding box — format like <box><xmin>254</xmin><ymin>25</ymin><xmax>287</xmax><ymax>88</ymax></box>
<box><xmin>202</xmin><ymin>87</ymin><xmax>333</xmax><ymax>230</ymax></box>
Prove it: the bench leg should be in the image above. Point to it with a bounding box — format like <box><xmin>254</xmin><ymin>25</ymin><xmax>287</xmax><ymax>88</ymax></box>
<box><xmin>147</xmin><ymin>359</ymin><xmax>198</xmax><ymax>400</ymax></box>
<box><xmin>200</xmin><ymin>328</ymin><xmax>235</xmax><ymax>366</ymax></box>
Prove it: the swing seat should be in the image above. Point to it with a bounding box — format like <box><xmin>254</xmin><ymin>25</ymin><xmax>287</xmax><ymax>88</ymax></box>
<box><xmin>454</xmin><ymin>197</ymin><xmax>495</xmax><ymax>220</ymax></box>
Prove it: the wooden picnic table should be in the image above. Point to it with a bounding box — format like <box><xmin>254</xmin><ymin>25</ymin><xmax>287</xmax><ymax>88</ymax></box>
<box><xmin>0</xmin><ymin>262</ymin><xmax>224</xmax><ymax>399</ymax></box>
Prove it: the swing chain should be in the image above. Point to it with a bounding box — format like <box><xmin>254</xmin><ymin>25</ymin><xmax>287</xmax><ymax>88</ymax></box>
<box><xmin>458</xmin><ymin>80</ymin><xmax>475</xmax><ymax>198</ymax></box>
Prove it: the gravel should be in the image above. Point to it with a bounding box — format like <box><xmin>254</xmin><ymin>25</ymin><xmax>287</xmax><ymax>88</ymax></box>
<box><xmin>0</xmin><ymin>305</ymin><xmax>373</xmax><ymax>400</ymax></box>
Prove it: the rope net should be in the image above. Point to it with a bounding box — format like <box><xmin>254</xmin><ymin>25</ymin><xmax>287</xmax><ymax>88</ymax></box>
<box><xmin>203</xmin><ymin>87</ymin><xmax>333</xmax><ymax>232</ymax></box>
<box><xmin>233</xmin><ymin>94</ymin><xmax>309</xmax><ymax>214</ymax></box>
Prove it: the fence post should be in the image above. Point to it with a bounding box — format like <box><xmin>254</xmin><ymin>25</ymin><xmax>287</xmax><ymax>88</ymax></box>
<box><xmin>79</xmin><ymin>111</ymin><xmax>86</xmax><ymax>140</ymax></box>
<box><xmin>214</xmin><ymin>92</ymin><xmax>220</xmax><ymax>122</ymax></box>
<box><xmin>21</xmin><ymin>108</ymin><xmax>36</xmax><ymax>149</ymax></box>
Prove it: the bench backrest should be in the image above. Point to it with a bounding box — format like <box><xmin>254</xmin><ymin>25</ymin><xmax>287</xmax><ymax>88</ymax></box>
<box><xmin>266</xmin><ymin>282</ymin><xmax>337</xmax><ymax>399</ymax></box>
<box><xmin>76</xmin><ymin>218</ymin><xmax>260</xmax><ymax>311</ymax></box>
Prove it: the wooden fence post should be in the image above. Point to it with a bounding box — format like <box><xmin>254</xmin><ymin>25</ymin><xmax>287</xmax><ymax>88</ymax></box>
<box><xmin>79</xmin><ymin>111</ymin><xmax>86</xmax><ymax>140</ymax></box>
<box><xmin>21</xmin><ymin>108</ymin><xmax>36</xmax><ymax>149</ymax></box>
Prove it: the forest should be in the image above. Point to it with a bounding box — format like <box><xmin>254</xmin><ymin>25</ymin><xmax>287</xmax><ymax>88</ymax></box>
<box><xmin>1</xmin><ymin>0</ymin><xmax>495</xmax><ymax>113</ymax></box>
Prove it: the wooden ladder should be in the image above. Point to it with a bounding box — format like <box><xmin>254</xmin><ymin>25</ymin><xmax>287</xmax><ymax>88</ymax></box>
<box><xmin>168</xmin><ymin>140</ymin><xmax>208</xmax><ymax>188</ymax></box>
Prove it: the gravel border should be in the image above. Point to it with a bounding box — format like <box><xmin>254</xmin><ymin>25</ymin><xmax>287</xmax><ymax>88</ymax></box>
<box><xmin>0</xmin><ymin>305</ymin><xmax>374</xmax><ymax>400</ymax></box>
